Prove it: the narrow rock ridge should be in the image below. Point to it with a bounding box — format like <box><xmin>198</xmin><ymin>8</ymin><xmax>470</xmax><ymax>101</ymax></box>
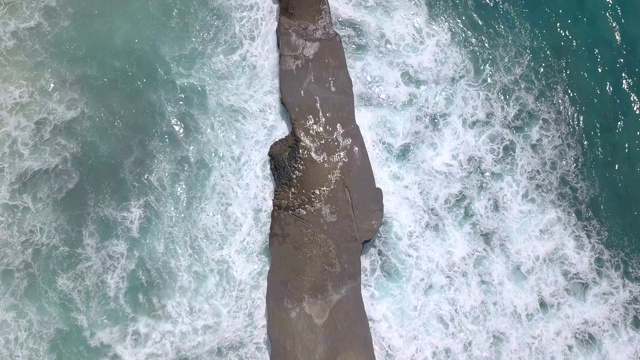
<box><xmin>266</xmin><ymin>1</ymin><xmax>384</xmax><ymax>359</ymax></box>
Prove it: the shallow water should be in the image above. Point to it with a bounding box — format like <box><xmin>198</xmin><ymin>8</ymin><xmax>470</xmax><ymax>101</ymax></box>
<box><xmin>1</xmin><ymin>0</ymin><xmax>639</xmax><ymax>359</ymax></box>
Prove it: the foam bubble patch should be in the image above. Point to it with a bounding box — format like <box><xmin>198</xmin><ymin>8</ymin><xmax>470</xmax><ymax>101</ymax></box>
<box><xmin>332</xmin><ymin>0</ymin><xmax>640</xmax><ymax>358</ymax></box>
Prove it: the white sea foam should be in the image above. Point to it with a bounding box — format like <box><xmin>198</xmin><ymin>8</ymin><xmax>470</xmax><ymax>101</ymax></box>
<box><xmin>1</xmin><ymin>1</ymin><xmax>280</xmax><ymax>358</ymax></box>
<box><xmin>71</xmin><ymin>1</ymin><xmax>284</xmax><ymax>359</ymax></box>
<box><xmin>2</xmin><ymin>0</ymin><xmax>640</xmax><ymax>359</ymax></box>
<box><xmin>1</xmin><ymin>2</ymin><xmax>81</xmax><ymax>358</ymax></box>
<box><xmin>331</xmin><ymin>0</ymin><xmax>640</xmax><ymax>358</ymax></box>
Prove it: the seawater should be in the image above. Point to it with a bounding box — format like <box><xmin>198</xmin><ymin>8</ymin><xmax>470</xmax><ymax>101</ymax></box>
<box><xmin>1</xmin><ymin>0</ymin><xmax>639</xmax><ymax>359</ymax></box>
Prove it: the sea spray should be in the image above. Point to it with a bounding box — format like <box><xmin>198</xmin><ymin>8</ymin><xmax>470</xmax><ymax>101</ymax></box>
<box><xmin>332</xmin><ymin>0</ymin><xmax>640</xmax><ymax>358</ymax></box>
<box><xmin>2</xmin><ymin>1</ymin><xmax>282</xmax><ymax>358</ymax></box>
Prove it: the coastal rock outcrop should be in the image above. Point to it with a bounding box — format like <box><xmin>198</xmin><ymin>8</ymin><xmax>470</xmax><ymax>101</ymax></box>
<box><xmin>266</xmin><ymin>0</ymin><xmax>384</xmax><ymax>359</ymax></box>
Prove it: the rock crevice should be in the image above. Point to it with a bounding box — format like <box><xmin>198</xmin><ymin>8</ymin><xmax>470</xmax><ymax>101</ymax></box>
<box><xmin>267</xmin><ymin>1</ymin><xmax>383</xmax><ymax>359</ymax></box>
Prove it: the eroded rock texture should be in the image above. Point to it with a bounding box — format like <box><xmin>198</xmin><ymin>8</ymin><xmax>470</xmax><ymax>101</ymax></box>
<box><xmin>266</xmin><ymin>1</ymin><xmax>384</xmax><ymax>359</ymax></box>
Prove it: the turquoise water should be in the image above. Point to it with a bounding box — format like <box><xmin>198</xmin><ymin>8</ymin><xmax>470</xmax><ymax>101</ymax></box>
<box><xmin>1</xmin><ymin>0</ymin><xmax>639</xmax><ymax>358</ymax></box>
<box><xmin>519</xmin><ymin>0</ymin><xmax>640</xmax><ymax>262</ymax></box>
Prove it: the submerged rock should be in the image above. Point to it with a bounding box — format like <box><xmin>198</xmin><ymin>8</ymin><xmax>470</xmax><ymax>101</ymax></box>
<box><xmin>266</xmin><ymin>1</ymin><xmax>384</xmax><ymax>359</ymax></box>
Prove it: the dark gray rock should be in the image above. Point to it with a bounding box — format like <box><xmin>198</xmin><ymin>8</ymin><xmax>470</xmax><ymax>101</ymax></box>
<box><xmin>267</xmin><ymin>1</ymin><xmax>383</xmax><ymax>359</ymax></box>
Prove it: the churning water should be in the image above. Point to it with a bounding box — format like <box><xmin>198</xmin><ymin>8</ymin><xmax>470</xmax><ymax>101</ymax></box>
<box><xmin>1</xmin><ymin>0</ymin><xmax>639</xmax><ymax>359</ymax></box>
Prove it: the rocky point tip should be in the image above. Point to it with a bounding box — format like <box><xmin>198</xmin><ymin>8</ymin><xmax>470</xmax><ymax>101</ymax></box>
<box><xmin>266</xmin><ymin>0</ymin><xmax>383</xmax><ymax>359</ymax></box>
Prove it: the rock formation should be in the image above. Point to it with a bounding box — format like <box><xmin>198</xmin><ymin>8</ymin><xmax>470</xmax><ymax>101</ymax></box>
<box><xmin>266</xmin><ymin>0</ymin><xmax>384</xmax><ymax>359</ymax></box>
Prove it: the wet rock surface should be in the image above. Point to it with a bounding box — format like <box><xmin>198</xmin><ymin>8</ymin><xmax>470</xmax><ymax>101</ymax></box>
<box><xmin>266</xmin><ymin>1</ymin><xmax>384</xmax><ymax>359</ymax></box>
